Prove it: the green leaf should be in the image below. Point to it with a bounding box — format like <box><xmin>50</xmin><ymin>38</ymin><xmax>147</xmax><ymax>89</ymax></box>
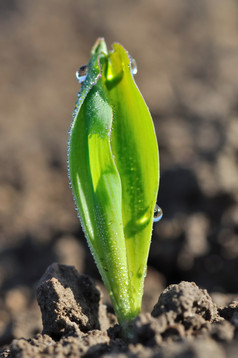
<box><xmin>68</xmin><ymin>38</ymin><xmax>159</xmax><ymax>325</ymax></box>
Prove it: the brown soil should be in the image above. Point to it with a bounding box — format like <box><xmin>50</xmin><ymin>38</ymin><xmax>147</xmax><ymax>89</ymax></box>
<box><xmin>1</xmin><ymin>0</ymin><xmax>238</xmax><ymax>357</ymax></box>
<box><xmin>1</xmin><ymin>263</ymin><xmax>238</xmax><ymax>357</ymax></box>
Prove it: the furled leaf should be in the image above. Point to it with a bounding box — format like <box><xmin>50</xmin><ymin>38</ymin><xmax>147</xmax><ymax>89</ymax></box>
<box><xmin>68</xmin><ymin>38</ymin><xmax>159</xmax><ymax>325</ymax></box>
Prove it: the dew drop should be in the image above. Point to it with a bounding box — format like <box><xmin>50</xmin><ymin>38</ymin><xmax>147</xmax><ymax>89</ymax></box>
<box><xmin>129</xmin><ymin>57</ymin><xmax>137</xmax><ymax>75</ymax></box>
<box><xmin>153</xmin><ymin>204</ymin><xmax>163</xmax><ymax>222</ymax></box>
<box><xmin>76</xmin><ymin>64</ymin><xmax>89</xmax><ymax>83</ymax></box>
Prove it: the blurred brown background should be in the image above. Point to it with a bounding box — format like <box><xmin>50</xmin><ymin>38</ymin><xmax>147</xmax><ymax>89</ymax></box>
<box><xmin>0</xmin><ymin>0</ymin><xmax>238</xmax><ymax>347</ymax></box>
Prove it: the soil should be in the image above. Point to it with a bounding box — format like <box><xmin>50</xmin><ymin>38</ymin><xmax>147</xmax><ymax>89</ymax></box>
<box><xmin>1</xmin><ymin>263</ymin><xmax>238</xmax><ymax>357</ymax></box>
<box><xmin>1</xmin><ymin>0</ymin><xmax>238</xmax><ymax>357</ymax></box>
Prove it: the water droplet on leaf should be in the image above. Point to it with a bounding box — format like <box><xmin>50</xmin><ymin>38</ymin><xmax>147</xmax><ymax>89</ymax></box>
<box><xmin>129</xmin><ymin>57</ymin><xmax>137</xmax><ymax>75</ymax></box>
<box><xmin>76</xmin><ymin>65</ymin><xmax>89</xmax><ymax>83</ymax></box>
<box><xmin>153</xmin><ymin>204</ymin><xmax>163</xmax><ymax>222</ymax></box>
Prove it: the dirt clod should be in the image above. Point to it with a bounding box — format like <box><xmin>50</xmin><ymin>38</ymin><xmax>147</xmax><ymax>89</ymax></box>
<box><xmin>152</xmin><ymin>281</ymin><xmax>218</xmax><ymax>336</ymax></box>
<box><xmin>36</xmin><ymin>263</ymin><xmax>103</xmax><ymax>337</ymax></box>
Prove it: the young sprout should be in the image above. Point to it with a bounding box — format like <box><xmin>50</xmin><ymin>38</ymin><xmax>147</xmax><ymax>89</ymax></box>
<box><xmin>68</xmin><ymin>38</ymin><xmax>160</xmax><ymax>336</ymax></box>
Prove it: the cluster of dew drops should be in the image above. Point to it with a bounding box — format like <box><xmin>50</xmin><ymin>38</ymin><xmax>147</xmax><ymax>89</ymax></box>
<box><xmin>75</xmin><ymin>57</ymin><xmax>163</xmax><ymax>224</ymax></box>
<box><xmin>76</xmin><ymin>55</ymin><xmax>137</xmax><ymax>84</ymax></box>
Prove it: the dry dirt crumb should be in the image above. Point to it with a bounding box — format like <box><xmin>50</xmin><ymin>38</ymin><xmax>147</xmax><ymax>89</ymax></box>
<box><xmin>218</xmin><ymin>301</ymin><xmax>238</xmax><ymax>326</ymax></box>
<box><xmin>210</xmin><ymin>320</ymin><xmax>234</xmax><ymax>342</ymax></box>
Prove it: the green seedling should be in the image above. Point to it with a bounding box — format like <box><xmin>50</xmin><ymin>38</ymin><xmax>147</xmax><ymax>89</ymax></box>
<box><xmin>68</xmin><ymin>38</ymin><xmax>161</xmax><ymax>335</ymax></box>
